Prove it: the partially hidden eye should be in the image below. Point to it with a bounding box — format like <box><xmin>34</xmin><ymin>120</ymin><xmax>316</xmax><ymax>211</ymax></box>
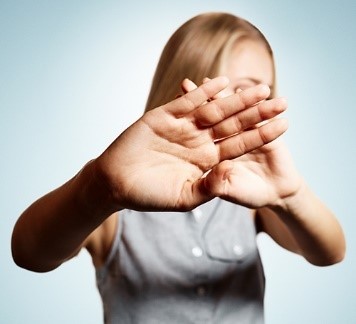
<box><xmin>234</xmin><ymin>86</ymin><xmax>246</xmax><ymax>93</ymax></box>
<box><xmin>233</xmin><ymin>83</ymin><xmax>254</xmax><ymax>93</ymax></box>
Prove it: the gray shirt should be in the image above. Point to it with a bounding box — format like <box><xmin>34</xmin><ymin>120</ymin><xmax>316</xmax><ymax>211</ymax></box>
<box><xmin>96</xmin><ymin>198</ymin><xmax>265</xmax><ymax>324</ymax></box>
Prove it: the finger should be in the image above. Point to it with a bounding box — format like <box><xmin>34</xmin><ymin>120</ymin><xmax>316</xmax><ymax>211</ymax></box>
<box><xmin>193</xmin><ymin>84</ymin><xmax>270</xmax><ymax>127</ymax></box>
<box><xmin>211</xmin><ymin>97</ymin><xmax>287</xmax><ymax>140</ymax></box>
<box><xmin>163</xmin><ymin>76</ymin><xmax>229</xmax><ymax>115</ymax></box>
<box><xmin>181</xmin><ymin>78</ymin><xmax>198</xmax><ymax>94</ymax></box>
<box><xmin>216</xmin><ymin>118</ymin><xmax>288</xmax><ymax>161</ymax></box>
<box><xmin>202</xmin><ymin>77</ymin><xmax>231</xmax><ymax>101</ymax></box>
<box><xmin>175</xmin><ymin>79</ymin><xmax>197</xmax><ymax>99</ymax></box>
<box><xmin>202</xmin><ymin>160</ymin><xmax>253</xmax><ymax>206</ymax></box>
<box><xmin>204</xmin><ymin>77</ymin><xmax>237</xmax><ymax>100</ymax></box>
<box><xmin>203</xmin><ymin>160</ymin><xmax>235</xmax><ymax>199</ymax></box>
<box><xmin>183</xmin><ymin>77</ymin><xmax>222</xmax><ymax>104</ymax></box>
<box><xmin>176</xmin><ymin>176</ymin><xmax>215</xmax><ymax>211</ymax></box>
<box><xmin>183</xmin><ymin>78</ymin><xmax>213</xmax><ymax>105</ymax></box>
<box><xmin>201</xmin><ymin>77</ymin><xmax>220</xmax><ymax>103</ymax></box>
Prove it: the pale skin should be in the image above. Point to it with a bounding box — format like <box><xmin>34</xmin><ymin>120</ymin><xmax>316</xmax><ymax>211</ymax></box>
<box><xmin>184</xmin><ymin>40</ymin><xmax>346</xmax><ymax>266</ymax></box>
<box><xmin>11</xmin><ymin>40</ymin><xmax>345</xmax><ymax>272</ymax></box>
<box><xmin>11</xmin><ymin>77</ymin><xmax>289</xmax><ymax>271</ymax></box>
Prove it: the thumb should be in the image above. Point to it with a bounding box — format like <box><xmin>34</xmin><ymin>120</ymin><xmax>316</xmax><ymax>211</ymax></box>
<box><xmin>203</xmin><ymin>160</ymin><xmax>234</xmax><ymax>197</ymax></box>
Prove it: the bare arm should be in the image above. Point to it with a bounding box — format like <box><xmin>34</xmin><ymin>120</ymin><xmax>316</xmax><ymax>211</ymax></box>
<box><xmin>12</xmin><ymin>77</ymin><xmax>287</xmax><ymax>272</ymax></box>
<box><xmin>181</xmin><ymin>78</ymin><xmax>345</xmax><ymax>267</ymax></box>
<box><xmin>204</xmin><ymin>140</ymin><xmax>346</xmax><ymax>266</ymax></box>
<box><xmin>11</xmin><ymin>161</ymin><xmax>116</xmax><ymax>272</ymax></box>
<box><xmin>256</xmin><ymin>180</ymin><xmax>345</xmax><ymax>266</ymax></box>
<box><xmin>204</xmin><ymin>141</ymin><xmax>346</xmax><ymax>266</ymax></box>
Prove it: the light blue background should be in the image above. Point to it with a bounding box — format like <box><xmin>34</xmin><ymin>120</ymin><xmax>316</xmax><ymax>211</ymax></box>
<box><xmin>1</xmin><ymin>1</ymin><xmax>355</xmax><ymax>323</ymax></box>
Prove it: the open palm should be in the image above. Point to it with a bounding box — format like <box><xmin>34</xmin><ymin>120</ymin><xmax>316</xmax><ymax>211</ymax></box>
<box><xmin>205</xmin><ymin>138</ymin><xmax>302</xmax><ymax>208</ymax></box>
<box><xmin>95</xmin><ymin>77</ymin><xmax>288</xmax><ymax>212</ymax></box>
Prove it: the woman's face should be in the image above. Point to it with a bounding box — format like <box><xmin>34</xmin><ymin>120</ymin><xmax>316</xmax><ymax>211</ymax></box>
<box><xmin>221</xmin><ymin>39</ymin><xmax>274</xmax><ymax>97</ymax></box>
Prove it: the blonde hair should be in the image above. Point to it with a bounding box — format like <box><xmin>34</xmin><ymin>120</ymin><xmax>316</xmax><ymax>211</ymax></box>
<box><xmin>145</xmin><ymin>12</ymin><xmax>276</xmax><ymax>112</ymax></box>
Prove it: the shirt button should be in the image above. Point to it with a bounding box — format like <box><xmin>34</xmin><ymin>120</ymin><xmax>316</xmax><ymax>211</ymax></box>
<box><xmin>196</xmin><ymin>285</ymin><xmax>207</xmax><ymax>297</ymax></box>
<box><xmin>233</xmin><ymin>244</ymin><xmax>244</xmax><ymax>256</ymax></box>
<box><xmin>192</xmin><ymin>246</ymin><xmax>203</xmax><ymax>257</ymax></box>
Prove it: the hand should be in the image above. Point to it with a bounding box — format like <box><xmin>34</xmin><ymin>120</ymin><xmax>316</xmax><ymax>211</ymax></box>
<box><xmin>180</xmin><ymin>78</ymin><xmax>302</xmax><ymax>208</ymax></box>
<box><xmin>204</xmin><ymin>138</ymin><xmax>302</xmax><ymax>208</ymax></box>
<box><xmin>94</xmin><ymin>77</ymin><xmax>288</xmax><ymax>212</ymax></box>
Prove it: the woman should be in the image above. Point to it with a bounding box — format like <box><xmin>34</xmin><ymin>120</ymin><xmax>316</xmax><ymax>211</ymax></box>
<box><xmin>94</xmin><ymin>12</ymin><xmax>344</xmax><ymax>323</ymax></box>
<box><xmin>12</xmin><ymin>12</ymin><xmax>345</xmax><ymax>324</ymax></box>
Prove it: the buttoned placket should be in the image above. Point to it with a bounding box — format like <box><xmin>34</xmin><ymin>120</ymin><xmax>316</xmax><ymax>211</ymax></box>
<box><xmin>190</xmin><ymin>206</ymin><xmax>212</xmax><ymax>303</ymax></box>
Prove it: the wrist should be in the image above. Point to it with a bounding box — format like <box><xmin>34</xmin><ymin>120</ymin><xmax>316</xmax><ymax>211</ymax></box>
<box><xmin>270</xmin><ymin>178</ymin><xmax>307</xmax><ymax>214</ymax></box>
<box><xmin>76</xmin><ymin>159</ymin><xmax>122</xmax><ymax>218</ymax></box>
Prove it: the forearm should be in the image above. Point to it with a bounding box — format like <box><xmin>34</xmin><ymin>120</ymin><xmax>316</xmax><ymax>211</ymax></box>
<box><xmin>11</xmin><ymin>160</ymin><xmax>119</xmax><ymax>272</ymax></box>
<box><xmin>261</xmin><ymin>180</ymin><xmax>346</xmax><ymax>266</ymax></box>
